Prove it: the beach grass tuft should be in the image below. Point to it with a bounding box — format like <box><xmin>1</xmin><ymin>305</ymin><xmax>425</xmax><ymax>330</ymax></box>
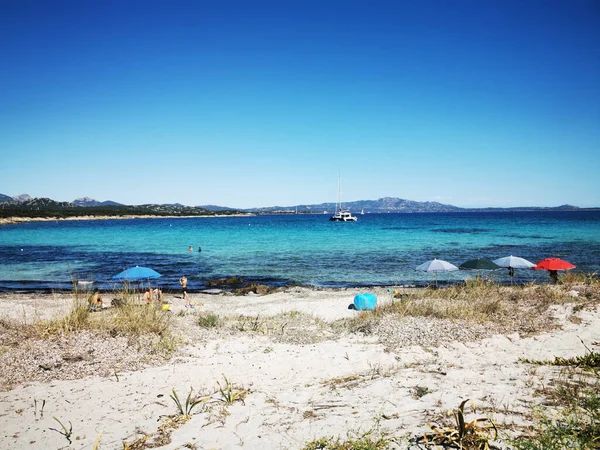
<box><xmin>3</xmin><ymin>287</ymin><xmax>179</xmax><ymax>366</ymax></box>
<box><xmin>416</xmin><ymin>399</ymin><xmax>498</xmax><ymax>449</ymax></box>
<box><xmin>216</xmin><ymin>374</ymin><xmax>247</xmax><ymax>404</ymax></box>
<box><xmin>301</xmin><ymin>421</ymin><xmax>396</xmax><ymax>450</ymax></box>
<box><xmin>170</xmin><ymin>387</ymin><xmax>210</xmax><ymax>416</ymax></box>
<box><xmin>196</xmin><ymin>312</ymin><xmax>220</xmax><ymax>328</ymax></box>
<box><xmin>48</xmin><ymin>416</ymin><xmax>73</xmax><ymax>444</ymax></box>
<box><xmin>510</xmin><ymin>369</ymin><xmax>600</xmax><ymax>449</ymax></box>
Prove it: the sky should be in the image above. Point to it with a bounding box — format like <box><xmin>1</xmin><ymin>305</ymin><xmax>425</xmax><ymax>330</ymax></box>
<box><xmin>1</xmin><ymin>0</ymin><xmax>599</xmax><ymax>208</ymax></box>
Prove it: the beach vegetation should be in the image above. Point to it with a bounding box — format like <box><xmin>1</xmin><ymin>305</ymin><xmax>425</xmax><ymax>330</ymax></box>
<box><xmin>561</xmin><ymin>270</ymin><xmax>600</xmax><ymax>286</ymax></box>
<box><xmin>510</xmin><ymin>368</ymin><xmax>600</xmax><ymax>449</ymax></box>
<box><xmin>196</xmin><ymin>312</ymin><xmax>220</xmax><ymax>328</ymax></box>
<box><xmin>49</xmin><ymin>416</ymin><xmax>73</xmax><ymax>444</ymax></box>
<box><xmin>34</xmin><ymin>398</ymin><xmax>46</xmax><ymax>419</ymax></box>
<box><xmin>216</xmin><ymin>374</ymin><xmax>247</xmax><ymax>404</ymax></box>
<box><xmin>412</xmin><ymin>385</ymin><xmax>432</xmax><ymax>399</ymax></box>
<box><xmin>415</xmin><ymin>399</ymin><xmax>498</xmax><ymax>449</ymax></box>
<box><xmin>343</xmin><ymin>277</ymin><xmax>600</xmax><ymax>340</ymax></box>
<box><xmin>123</xmin><ymin>414</ymin><xmax>190</xmax><ymax>450</ymax></box>
<box><xmin>520</xmin><ymin>350</ymin><xmax>600</xmax><ymax>372</ymax></box>
<box><xmin>511</xmin><ymin>345</ymin><xmax>600</xmax><ymax>449</ymax></box>
<box><xmin>170</xmin><ymin>387</ymin><xmax>210</xmax><ymax>416</ymax></box>
<box><xmin>301</xmin><ymin>421</ymin><xmax>396</xmax><ymax>449</ymax></box>
<box><xmin>93</xmin><ymin>431</ymin><xmax>103</xmax><ymax>450</ymax></box>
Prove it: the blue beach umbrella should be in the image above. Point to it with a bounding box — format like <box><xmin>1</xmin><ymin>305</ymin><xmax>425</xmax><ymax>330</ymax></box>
<box><xmin>112</xmin><ymin>266</ymin><xmax>162</xmax><ymax>281</ymax></box>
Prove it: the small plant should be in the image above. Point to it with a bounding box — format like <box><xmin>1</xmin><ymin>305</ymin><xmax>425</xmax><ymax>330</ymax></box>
<box><xmin>34</xmin><ymin>398</ymin><xmax>45</xmax><ymax>419</ymax></box>
<box><xmin>302</xmin><ymin>423</ymin><xmax>394</xmax><ymax>449</ymax></box>
<box><xmin>417</xmin><ymin>399</ymin><xmax>498</xmax><ymax>449</ymax></box>
<box><xmin>170</xmin><ymin>387</ymin><xmax>209</xmax><ymax>416</ymax></box>
<box><xmin>197</xmin><ymin>312</ymin><xmax>220</xmax><ymax>328</ymax></box>
<box><xmin>520</xmin><ymin>350</ymin><xmax>600</xmax><ymax>372</ymax></box>
<box><xmin>412</xmin><ymin>385</ymin><xmax>431</xmax><ymax>399</ymax></box>
<box><xmin>49</xmin><ymin>416</ymin><xmax>73</xmax><ymax>444</ymax></box>
<box><xmin>216</xmin><ymin>374</ymin><xmax>247</xmax><ymax>404</ymax></box>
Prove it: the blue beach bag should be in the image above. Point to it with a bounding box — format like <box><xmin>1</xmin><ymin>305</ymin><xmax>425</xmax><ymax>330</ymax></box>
<box><xmin>353</xmin><ymin>293</ymin><xmax>377</xmax><ymax>311</ymax></box>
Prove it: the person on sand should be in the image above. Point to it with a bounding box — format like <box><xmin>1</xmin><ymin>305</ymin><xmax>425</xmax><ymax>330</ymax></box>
<box><xmin>88</xmin><ymin>289</ymin><xmax>103</xmax><ymax>311</ymax></box>
<box><xmin>179</xmin><ymin>276</ymin><xmax>191</xmax><ymax>307</ymax></box>
<box><xmin>143</xmin><ymin>288</ymin><xmax>153</xmax><ymax>304</ymax></box>
<box><xmin>549</xmin><ymin>269</ymin><xmax>559</xmax><ymax>284</ymax></box>
<box><xmin>143</xmin><ymin>287</ymin><xmax>164</xmax><ymax>304</ymax></box>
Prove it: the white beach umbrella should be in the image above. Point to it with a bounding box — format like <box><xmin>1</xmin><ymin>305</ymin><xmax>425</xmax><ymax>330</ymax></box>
<box><xmin>415</xmin><ymin>258</ymin><xmax>459</xmax><ymax>273</ymax></box>
<box><xmin>415</xmin><ymin>259</ymin><xmax>458</xmax><ymax>286</ymax></box>
<box><xmin>492</xmin><ymin>255</ymin><xmax>535</xmax><ymax>269</ymax></box>
<box><xmin>493</xmin><ymin>255</ymin><xmax>535</xmax><ymax>283</ymax></box>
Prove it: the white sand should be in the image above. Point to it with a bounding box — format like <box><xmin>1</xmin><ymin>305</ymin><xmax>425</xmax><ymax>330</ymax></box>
<box><xmin>0</xmin><ymin>288</ymin><xmax>599</xmax><ymax>449</ymax></box>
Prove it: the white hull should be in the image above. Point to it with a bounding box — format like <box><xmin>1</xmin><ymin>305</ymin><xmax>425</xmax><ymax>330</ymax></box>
<box><xmin>330</xmin><ymin>209</ymin><xmax>357</xmax><ymax>221</ymax></box>
<box><xmin>330</xmin><ymin>173</ymin><xmax>357</xmax><ymax>222</ymax></box>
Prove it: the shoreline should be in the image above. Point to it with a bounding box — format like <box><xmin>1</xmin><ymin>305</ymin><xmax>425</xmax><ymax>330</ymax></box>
<box><xmin>2</xmin><ymin>208</ymin><xmax>600</xmax><ymax>227</ymax></box>
<box><xmin>0</xmin><ymin>213</ymin><xmax>256</xmax><ymax>226</ymax></box>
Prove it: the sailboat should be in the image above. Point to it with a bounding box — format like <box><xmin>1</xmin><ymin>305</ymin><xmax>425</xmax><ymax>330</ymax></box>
<box><xmin>360</xmin><ymin>209</ymin><xmax>364</xmax><ymax>215</ymax></box>
<box><xmin>329</xmin><ymin>174</ymin><xmax>357</xmax><ymax>222</ymax></box>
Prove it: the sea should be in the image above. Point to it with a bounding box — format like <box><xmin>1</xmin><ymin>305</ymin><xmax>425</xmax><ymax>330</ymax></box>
<box><xmin>0</xmin><ymin>211</ymin><xmax>599</xmax><ymax>292</ymax></box>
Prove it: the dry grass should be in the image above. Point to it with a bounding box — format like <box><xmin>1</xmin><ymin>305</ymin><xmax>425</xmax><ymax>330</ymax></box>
<box><xmin>511</xmin><ymin>363</ymin><xmax>600</xmax><ymax>449</ymax></box>
<box><xmin>29</xmin><ymin>289</ymin><xmax>174</xmax><ymax>342</ymax></box>
<box><xmin>344</xmin><ymin>278</ymin><xmax>600</xmax><ymax>339</ymax></box>
<box><xmin>192</xmin><ymin>310</ymin><xmax>335</xmax><ymax>345</ymax></box>
<box><xmin>0</xmin><ymin>287</ymin><xmax>178</xmax><ymax>388</ymax></box>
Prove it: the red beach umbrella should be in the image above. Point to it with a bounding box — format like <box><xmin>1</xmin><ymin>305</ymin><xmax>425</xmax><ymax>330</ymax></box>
<box><xmin>533</xmin><ymin>258</ymin><xmax>576</xmax><ymax>271</ymax></box>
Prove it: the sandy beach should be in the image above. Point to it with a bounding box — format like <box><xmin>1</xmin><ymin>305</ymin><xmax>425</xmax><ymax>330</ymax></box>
<box><xmin>0</xmin><ymin>285</ymin><xmax>599</xmax><ymax>449</ymax></box>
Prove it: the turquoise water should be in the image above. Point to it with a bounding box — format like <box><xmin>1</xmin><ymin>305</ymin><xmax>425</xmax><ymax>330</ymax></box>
<box><xmin>0</xmin><ymin>211</ymin><xmax>599</xmax><ymax>291</ymax></box>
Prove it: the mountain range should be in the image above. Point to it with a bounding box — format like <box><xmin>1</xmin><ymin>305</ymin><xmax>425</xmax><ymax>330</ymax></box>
<box><xmin>1</xmin><ymin>193</ymin><xmax>595</xmax><ymax>214</ymax></box>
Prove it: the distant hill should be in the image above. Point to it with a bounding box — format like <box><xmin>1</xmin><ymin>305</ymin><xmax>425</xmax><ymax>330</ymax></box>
<box><xmin>21</xmin><ymin>197</ymin><xmax>74</xmax><ymax>208</ymax></box>
<box><xmin>198</xmin><ymin>204</ymin><xmax>239</xmax><ymax>212</ymax></box>
<box><xmin>12</xmin><ymin>194</ymin><xmax>32</xmax><ymax>203</ymax></box>
<box><xmin>246</xmin><ymin>197</ymin><xmax>463</xmax><ymax>214</ymax></box>
<box><xmin>0</xmin><ymin>193</ymin><xmax>15</xmax><ymax>203</ymax></box>
<box><xmin>73</xmin><ymin>197</ymin><xmax>123</xmax><ymax>207</ymax></box>
<box><xmin>243</xmin><ymin>198</ymin><xmax>595</xmax><ymax>214</ymax></box>
<box><xmin>1</xmin><ymin>193</ymin><xmax>595</xmax><ymax>219</ymax></box>
<box><xmin>0</xmin><ymin>196</ymin><xmax>240</xmax><ymax>219</ymax></box>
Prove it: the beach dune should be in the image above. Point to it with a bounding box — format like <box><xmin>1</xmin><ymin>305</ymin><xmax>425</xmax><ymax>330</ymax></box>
<box><xmin>0</xmin><ymin>287</ymin><xmax>598</xmax><ymax>449</ymax></box>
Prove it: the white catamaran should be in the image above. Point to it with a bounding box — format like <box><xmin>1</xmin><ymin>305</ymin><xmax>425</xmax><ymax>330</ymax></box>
<box><xmin>329</xmin><ymin>174</ymin><xmax>357</xmax><ymax>222</ymax></box>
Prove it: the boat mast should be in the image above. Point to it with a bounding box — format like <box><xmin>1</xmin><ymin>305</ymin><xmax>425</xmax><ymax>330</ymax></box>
<box><xmin>338</xmin><ymin>172</ymin><xmax>343</xmax><ymax>212</ymax></box>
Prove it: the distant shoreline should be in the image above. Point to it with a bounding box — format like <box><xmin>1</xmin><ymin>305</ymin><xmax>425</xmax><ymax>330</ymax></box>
<box><xmin>0</xmin><ymin>214</ymin><xmax>254</xmax><ymax>226</ymax></box>
<box><xmin>3</xmin><ymin>209</ymin><xmax>600</xmax><ymax>227</ymax></box>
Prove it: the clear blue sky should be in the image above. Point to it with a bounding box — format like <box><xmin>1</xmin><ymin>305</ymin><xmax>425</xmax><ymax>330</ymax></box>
<box><xmin>1</xmin><ymin>0</ymin><xmax>599</xmax><ymax>208</ymax></box>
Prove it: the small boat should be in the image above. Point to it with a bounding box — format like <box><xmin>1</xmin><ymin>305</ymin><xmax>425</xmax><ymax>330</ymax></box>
<box><xmin>360</xmin><ymin>209</ymin><xmax>364</xmax><ymax>215</ymax></box>
<box><xmin>330</xmin><ymin>208</ymin><xmax>357</xmax><ymax>222</ymax></box>
<box><xmin>330</xmin><ymin>174</ymin><xmax>357</xmax><ymax>222</ymax></box>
